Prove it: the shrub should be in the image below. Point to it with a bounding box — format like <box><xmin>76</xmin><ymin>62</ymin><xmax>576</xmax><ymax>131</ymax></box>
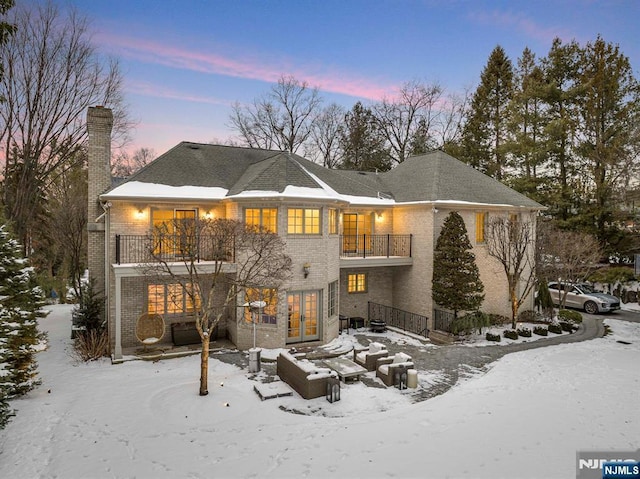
<box><xmin>517</xmin><ymin>327</ymin><xmax>532</xmax><ymax>338</ymax></box>
<box><xmin>488</xmin><ymin>314</ymin><xmax>510</xmax><ymax>326</ymax></box>
<box><xmin>503</xmin><ymin>329</ymin><xmax>519</xmax><ymax>340</ymax></box>
<box><xmin>72</xmin><ymin>329</ymin><xmax>109</xmax><ymax>361</ymax></box>
<box><xmin>72</xmin><ymin>279</ymin><xmax>105</xmax><ymax>332</ymax></box>
<box><xmin>533</xmin><ymin>326</ymin><xmax>548</xmax><ymax>336</ymax></box>
<box><xmin>588</xmin><ymin>266</ymin><xmax>635</xmax><ymax>284</ymax></box>
<box><xmin>517</xmin><ymin>310</ymin><xmax>538</xmax><ymax>323</ymax></box>
<box><xmin>452</xmin><ymin>311</ymin><xmax>491</xmax><ymax>335</ymax></box>
<box><xmin>485</xmin><ymin>332</ymin><xmax>501</xmax><ymax>342</ymax></box>
<box><xmin>451</xmin><ymin>315</ymin><xmax>474</xmax><ymax>336</ymax></box>
<box><xmin>558</xmin><ymin>309</ymin><xmax>582</xmax><ymax>323</ymax></box>
<box><xmin>535</xmin><ymin>282</ymin><xmax>555</xmax><ymax>320</ymax></box>
<box><xmin>559</xmin><ymin>321</ymin><xmax>575</xmax><ymax>333</ymax></box>
<box><xmin>548</xmin><ymin>323</ymin><xmax>563</xmax><ymax>334</ymax></box>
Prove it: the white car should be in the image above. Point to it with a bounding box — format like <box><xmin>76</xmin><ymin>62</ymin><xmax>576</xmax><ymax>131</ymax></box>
<box><xmin>547</xmin><ymin>282</ymin><xmax>620</xmax><ymax>314</ymax></box>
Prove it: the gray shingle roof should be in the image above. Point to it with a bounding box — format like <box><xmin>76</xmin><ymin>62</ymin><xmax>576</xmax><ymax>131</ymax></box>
<box><xmin>127</xmin><ymin>143</ymin><xmax>282</xmax><ymax>188</ymax></box>
<box><xmin>382</xmin><ymin>151</ymin><xmax>542</xmax><ymax>207</ymax></box>
<box><xmin>110</xmin><ymin>143</ymin><xmax>542</xmax><ymax>208</ymax></box>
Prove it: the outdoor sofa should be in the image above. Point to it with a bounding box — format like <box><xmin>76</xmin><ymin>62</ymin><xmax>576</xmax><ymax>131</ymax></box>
<box><xmin>276</xmin><ymin>352</ymin><xmax>338</xmax><ymax>399</ymax></box>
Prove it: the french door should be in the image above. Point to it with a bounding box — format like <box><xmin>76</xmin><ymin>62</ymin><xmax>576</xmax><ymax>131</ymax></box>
<box><xmin>342</xmin><ymin>213</ymin><xmax>373</xmax><ymax>254</ymax></box>
<box><xmin>287</xmin><ymin>291</ymin><xmax>320</xmax><ymax>343</ymax></box>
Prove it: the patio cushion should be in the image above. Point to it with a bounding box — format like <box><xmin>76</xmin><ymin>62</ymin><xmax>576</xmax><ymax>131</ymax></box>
<box><xmin>393</xmin><ymin>352</ymin><xmax>412</xmax><ymax>364</ymax></box>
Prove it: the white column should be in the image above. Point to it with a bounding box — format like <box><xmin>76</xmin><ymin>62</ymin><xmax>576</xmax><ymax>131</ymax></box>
<box><xmin>114</xmin><ymin>272</ymin><xmax>122</xmax><ymax>361</ymax></box>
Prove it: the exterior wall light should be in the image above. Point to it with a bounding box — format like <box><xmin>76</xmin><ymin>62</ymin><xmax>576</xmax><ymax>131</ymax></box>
<box><xmin>203</xmin><ymin>210</ymin><xmax>213</xmax><ymax>220</ymax></box>
<box><xmin>135</xmin><ymin>207</ymin><xmax>145</xmax><ymax>219</ymax></box>
<box><xmin>303</xmin><ymin>262</ymin><xmax>311</xmax><ymax>278</ymax></box>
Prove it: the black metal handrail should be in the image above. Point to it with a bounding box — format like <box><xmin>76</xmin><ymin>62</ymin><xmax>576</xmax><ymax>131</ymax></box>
<box><xmin>368</xmin><ymin>301</ymin><xmax>429</xmax><ymax>337</ymax></box>
<box><xmin>433</xmin><ymin>308</ymin><xmax>456</xmax><ymax>333</ymax></box>
<box><xmin>115</xmin><ymin>234</ymin><xmax>234</xmax><ymax>265</ymax></box>
<box><xmin>340</xmin><ymin>234</ymin><xmax>412</xmax><ymax>258</ymax></box>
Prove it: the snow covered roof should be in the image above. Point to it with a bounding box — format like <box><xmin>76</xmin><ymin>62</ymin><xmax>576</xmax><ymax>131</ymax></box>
<box><xmin>101</xmin><ymin>143</ymin><xmax>543</xmax><ymax>209</ymax></box>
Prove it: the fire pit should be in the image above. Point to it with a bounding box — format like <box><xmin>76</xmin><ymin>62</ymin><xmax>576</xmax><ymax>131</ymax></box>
<box><xmin>370</xmin><ymin>319</ymin><xmax>387</xmax><ymax>333</ymax></box>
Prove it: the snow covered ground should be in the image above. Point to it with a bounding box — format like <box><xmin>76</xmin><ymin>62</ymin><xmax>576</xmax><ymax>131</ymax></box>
<box><xmin>0</xmin><ymin>304</ymin><xmax>638</xmax><ymax>478</ymax></box>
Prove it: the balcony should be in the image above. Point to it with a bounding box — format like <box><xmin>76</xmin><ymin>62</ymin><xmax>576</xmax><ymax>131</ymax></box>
<box><xmin>340</xmin><ymin>234</ymin><xmax>413</xmax><ymax>267</ymax></box>
<box><xmin>115</xmin><ymin>234</ymin><xmax>235</xmax><ymax>265</ymax></box>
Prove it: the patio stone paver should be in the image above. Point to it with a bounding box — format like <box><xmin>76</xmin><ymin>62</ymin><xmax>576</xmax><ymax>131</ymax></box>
<box><xmin>351</xmin><ymin>316</ymin><xmax>605</xmax><ymax>401</ymax></box>
<box><xmin>213</xmin><ymin>316</ymin><xmax>606</xmax><ymax>403</ymax></box>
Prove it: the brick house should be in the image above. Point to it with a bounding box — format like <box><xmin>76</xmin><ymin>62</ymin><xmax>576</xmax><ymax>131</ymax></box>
<box><xmin>86</xmin><ymin>107</ymin><xmax>543</xmax><ymax>362</ymax></box>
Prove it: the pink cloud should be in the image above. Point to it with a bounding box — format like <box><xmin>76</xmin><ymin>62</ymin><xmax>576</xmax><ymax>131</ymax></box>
<box><xmin>95</xmin><ymin>32</ymin><xmax>395</xmax><ymax>101</ymax></box>
<box><xmin>126</xmin><ymin>80</ymin><xmax>232</xmax><ymax>106</ymax></box>
<box><xmin>469</xmin><ymin>10</ymin><xmax>573</xmax><ymax>45</ymax></box>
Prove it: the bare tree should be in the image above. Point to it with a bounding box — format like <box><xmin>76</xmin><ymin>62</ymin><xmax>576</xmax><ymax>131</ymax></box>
<box><xmin>142</xmin><ymin>218</ymin><xmax>291</xmax><ymax>396</ymax></box>
<box><xmin>45</xmin><ymin>156</ymin><xmax>88</xmax><ymax>298</ymax></box>
<box><xmin>306</xmin><ymin>103</ymin><xmax>344</xmax><ymax>168</ymax></box>
<box><xmin>111</xmin><ymin>147</ymin><xmax>156</xmax><ymax>177</ymax></box>
<box><xmin>0</xmin><ymin>1</ymin><xmax>130</xmax><ymax>253</ymax></box>
<box><xmin>536</xmin><ymin>221</ymin><xmax>602</xmax><ymax>308</ymax></box>
<box><xmin>434</xmin><ymin>89</ymin><xmax>471</xmax><ymax>150</ymax></box>
<box><xmin>228</xmin><ymin>75</ymin><xmax>322</xmax><ymax>153</ymax></box>
<box><xmin>373</xmin><ymin>80</ymin><xmax>443</xmax><ymax>165</ymax></box>
<box><xmin>485</xmin><ymin>216</ymin><xmax>537</xmax><ymax>328</ymax></box>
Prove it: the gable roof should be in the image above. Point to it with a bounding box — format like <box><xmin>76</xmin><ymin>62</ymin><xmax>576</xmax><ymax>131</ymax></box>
<box><xmin>101</xmin><ymin>143</ymin><xmax>543</xmax><ymax>209</ymax></box>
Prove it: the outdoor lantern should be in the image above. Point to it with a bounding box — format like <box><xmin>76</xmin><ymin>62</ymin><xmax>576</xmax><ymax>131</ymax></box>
<box><xmin>303</xmin><ymin>262</ymin><xmax>311</xmax><ymax>278</ymax></box>
<box><xmin>326</xmin><ymin>377</ymin><xmax>340</xmax><ymax>403</ymax></box>
<box><xmin>394</xmin><ymin>366</ymin><xmax>408</xmax><ymax>390</ymax></box>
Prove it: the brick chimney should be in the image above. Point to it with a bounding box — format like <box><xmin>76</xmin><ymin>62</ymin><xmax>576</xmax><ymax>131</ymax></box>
<box><xmin>86</xmin><ymin>106</ymin><xmax>113</xmax><ymax>293</ymax></box>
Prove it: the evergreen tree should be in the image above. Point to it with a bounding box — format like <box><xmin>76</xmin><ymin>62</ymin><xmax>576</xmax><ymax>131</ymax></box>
<box><xmin>575</xmin><ymin>36</ymin><xmax>640</xmax><ymax>248</ymax></box>
<box><xmin>432</xmin><ymin>212</ymin><xmax>485</xmax><ymax>319</ymax></box>
<box><xmin>540</xmin><ymin>38</ymin><xmax>582</xmax><ymax>228</ymax></box>
<box><xmin>0</xmin><ymin>224</ymin><xmax>47</xmax><ymax>397</ymax></box>
<box><xmin>338</xmin><ymin>102</ymin><xmax>391</xmax><ymax>172</ymax></box>
<box><xmin>0</xmin><ymin>0</ymin><xmax>16</xmax><ymax>429</ymax></box>
<box><xmin>507</xmin><ymin>48</ymin><xmax>548</xmax><ymax>200</ymax></box>
<box><xmin>460</xmin><ymin>45</ymin><xmax>514</xmax><ymax>180</ymax></box>
<box><xmin>0</xmin><ymin>306</ymin><xmax>12</xmax><ymax>428</ymax></box>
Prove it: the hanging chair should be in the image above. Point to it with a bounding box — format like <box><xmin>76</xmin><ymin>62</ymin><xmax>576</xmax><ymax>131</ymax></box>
<box><xmin>136</xmin><ymin>312</ymin><xmax>165</xmax><ymax>348</ymax></box>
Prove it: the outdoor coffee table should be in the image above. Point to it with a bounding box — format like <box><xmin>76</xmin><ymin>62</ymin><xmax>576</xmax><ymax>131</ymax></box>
<box><xmin>323</xmin><ymin>357</ymin><xmax>367</xmax><ymax>383</ymax></box>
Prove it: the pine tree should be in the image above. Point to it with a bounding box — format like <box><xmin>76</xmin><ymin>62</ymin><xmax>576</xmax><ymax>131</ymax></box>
<box><xmin>0</xmin><ymin>224</ymin><xmax>47</xmax><ymax>397</ymax></box>
<box><xmin>338</xmin><ymin>102</ymin><xmax>391</xmax><ymax>172</ymax></box>
<box><xmin>0</xmin><ymin>307</ymin><xmax>13</xmax><ymax>428</ymax></box>
<box><xmin>460</xmin><ymin>45</ymin><xmax>514</xmax><ymax>180</ymax></box>
<box><xmin>507</xmin><ymin>48</ymin><xmax>548</xmax><ymax>200</ymax></box>
<box><xmin>432</xmin><ymin>212</ymin><xmax>485</xmax><ymax>319</ymax></box>
<box><xmin>575</xmin><ymin>36</ymin><xmax>640</xmax><ymax>247</ymax></box>
<box><xmin>540</xmin><ymin>38</ymin><xmax>581</xmax><ymax>228</ymax></box>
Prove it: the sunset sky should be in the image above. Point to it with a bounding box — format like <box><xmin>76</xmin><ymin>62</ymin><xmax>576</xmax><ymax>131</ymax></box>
<box><xmin>50</xmin><ymin>0</ymin><xmax>640</xmax><ymax>156</ymax></box>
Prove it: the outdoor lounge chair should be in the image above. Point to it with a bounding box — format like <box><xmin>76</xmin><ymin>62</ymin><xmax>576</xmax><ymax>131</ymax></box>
<box><xmin>353</xmin><ymin>342</ymin><xmax>388</xmax><ymax>371</ymax></box>
<box><xmin>376</xmin><ymin>352</ymin><xmax>414</xmax><ymax>387</ymax></box>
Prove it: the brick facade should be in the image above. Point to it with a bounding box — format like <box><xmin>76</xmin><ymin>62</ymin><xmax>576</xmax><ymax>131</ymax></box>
<box><xmin>86</xmin><ymin>107</ymin><xmax>540</xmax><ymax>360</ymax></box>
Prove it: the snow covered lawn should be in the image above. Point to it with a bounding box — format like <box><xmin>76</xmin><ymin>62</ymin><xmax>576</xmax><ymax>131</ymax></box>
<box><xmin>0</xmin><ymin>304</ymin><xmax>638</xmax><ymax>478</ymax></box>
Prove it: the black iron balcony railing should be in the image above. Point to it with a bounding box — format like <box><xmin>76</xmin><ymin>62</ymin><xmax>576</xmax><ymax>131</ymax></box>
<box><xmin>368</xmin><ymin>301</ymin><xmax>429</xmax><ymax>338</ymax></box>
<box><xmin>115</xmin><ymin>234</ymin><xmax>235</xmax><ymax>265</ymax></box>
<box><xmin>340</xmin><ymin>234</ymin><xmax>412</xmax><ymax>258</ymax></box>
